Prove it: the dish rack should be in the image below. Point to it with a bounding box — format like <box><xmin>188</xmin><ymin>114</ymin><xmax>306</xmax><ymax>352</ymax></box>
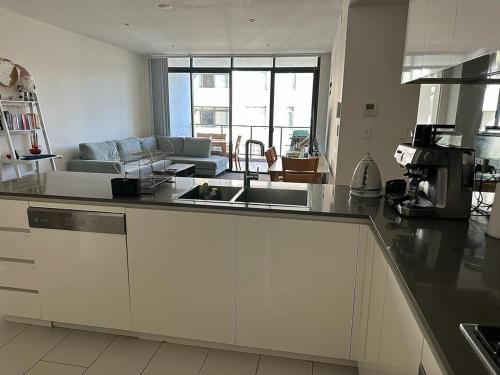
<box><xmin>113</xmin><ymin>138</ymin><xmax>175</xmax><ymax>194</ymax></box>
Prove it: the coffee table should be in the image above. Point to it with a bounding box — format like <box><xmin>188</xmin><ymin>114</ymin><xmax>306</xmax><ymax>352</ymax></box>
<box><xmin>165</xmin><ymin>163</ymin><xmax>196</xmax><ymax>177</ymax></box>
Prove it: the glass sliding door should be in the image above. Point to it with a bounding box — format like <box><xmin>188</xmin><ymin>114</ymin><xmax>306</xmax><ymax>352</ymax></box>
<box><xmin>160</xmin><ymin>56</ymin><xmax>320</xmax><ymax>173</ymax></box>
<box><xmin>273</xmin><ymin>72</ymin><xmax>314</xmax><ymax>156</ymax></box>
<box><xmin>192</xmin><ymin>72</ymin><xmax>230</xmax><ymax>162</ymax></box>
<box><xmin>168</xmin><ymin>73</ymin><xmax>192</xmax><ymax>137</ymax></box>
<box><xmin>232</xmin><ymin>70</ymin><xmax>271</xmax><ymax>171</ymax></box>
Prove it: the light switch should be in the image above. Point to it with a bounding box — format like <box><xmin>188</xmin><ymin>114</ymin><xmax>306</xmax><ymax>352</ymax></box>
<box><xmin>362</xmin><ymin>125</ymin><xmax>373</xmax><ymax>139</ymax></box>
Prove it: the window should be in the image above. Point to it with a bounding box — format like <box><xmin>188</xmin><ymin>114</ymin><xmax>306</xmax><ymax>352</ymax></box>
<box><xmin>198</xmin><ymin>74</ymin><xmax>229</xmax><ymax>89</ymax></box>
<box><xmin>200</xmin><ymin>74</ymin><xmax>215</xmax><ymax>88</ymax></box>
<box><xmin>155</xmin><ymin>55</ymin><xmax>320</xmax><ymax>169</ymax></box>
<box><xmin>193</xmin><ymin>107</ymin><xmax>229</xmax><ymax>126</ymax></box>
<box><xmin>245</xmin><ymin>106</ymin><xmax>267</xmax><ymax>126</ymax></box>
<box><xmin>286</xmin><ymin>107</ymin><xmax>295</xmax><ymax>127</ymax></box>
<box><xmin>480</xmin><ymin>85</ymin><xmax>500</xmax><ymax>132</ymax></box>
<box><xmin>192</xmin><ymin>57</ymin><xmax>231</xmax><ymax>68</ymax></box>
<box><xmin>275</xmin><ymin>56</ymin><xmax>319</xmax><ymax>68</ymax></box>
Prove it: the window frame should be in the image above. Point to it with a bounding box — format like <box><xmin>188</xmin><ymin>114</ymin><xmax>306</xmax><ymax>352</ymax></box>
<box><xmin>163</xmin><ymin>55</ymin><xmax>321</xmax><ymax>171</ymax></box>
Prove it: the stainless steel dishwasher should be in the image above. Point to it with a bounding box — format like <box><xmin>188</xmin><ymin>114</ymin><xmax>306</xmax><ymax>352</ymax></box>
<box><xmin>28</xmin><ymin>207</ymin><xmax>131</xmax><ymax>330</ymax></box>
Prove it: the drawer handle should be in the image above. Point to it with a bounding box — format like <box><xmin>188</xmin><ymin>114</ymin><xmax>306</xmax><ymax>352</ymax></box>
<box><xmin>0</xmin><ymin>257</ymin><xmax>34</xmax><ymax>265</ymax></box>
<box><xmin>0</xmin><ymin>286</ymin><xmax>38</xmax><ymax>294</ymax></box>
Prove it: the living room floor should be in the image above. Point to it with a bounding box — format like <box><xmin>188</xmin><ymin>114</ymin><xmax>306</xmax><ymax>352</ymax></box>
<box><xmin>0</xmin><ymin>317</ymin><xmax>358</xmax><ymax>375</ymax></box>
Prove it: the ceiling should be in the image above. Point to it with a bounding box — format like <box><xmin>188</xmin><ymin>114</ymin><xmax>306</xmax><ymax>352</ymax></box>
<box><xmin>0</xmin><ymin>0</ymin><xmax>341</xmax><ymax>55</ymax></box>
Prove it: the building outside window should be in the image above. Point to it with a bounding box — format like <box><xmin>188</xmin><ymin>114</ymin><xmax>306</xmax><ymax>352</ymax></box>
<box><xmin>199</xmin><ymin>74</ymin><xmax>229</xmax><ymax>89</ymax></box>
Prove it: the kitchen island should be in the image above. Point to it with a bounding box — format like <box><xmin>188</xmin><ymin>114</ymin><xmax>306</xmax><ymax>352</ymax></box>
<box><xmin>0</xmin><ymin>171</ymin><xmax>498</xmax><ymax>375</ymax></box>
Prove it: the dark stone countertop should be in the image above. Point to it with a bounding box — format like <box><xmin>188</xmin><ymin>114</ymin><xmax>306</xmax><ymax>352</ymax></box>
<box><xmin>1</xmin><ymin>171</ymin><xmax>499</xmax><ymax>375</ymax></box>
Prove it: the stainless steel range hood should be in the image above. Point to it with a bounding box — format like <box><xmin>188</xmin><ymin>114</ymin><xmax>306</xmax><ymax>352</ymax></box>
<box><xmin>406</xmin><ymin>50</ymin><xmax>500</xmax><ymax>84</ymax></box>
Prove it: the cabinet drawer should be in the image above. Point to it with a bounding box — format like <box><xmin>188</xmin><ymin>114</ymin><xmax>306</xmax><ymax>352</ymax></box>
<box><xmin>0</xmin><ymin>260</ymin><xmax>37</xmax><ymax>290</ymax></box>
<box><xmin>0</xmin><ymin>288</ymin><xmax>41</xmax><ymax>319</ymax></box>
<box><xmin>0</xmin><ymin>230</ymin><xmax>33</xmax><ymax>260</ymax></box>
<box><xmin>0</xmin><ymin>200</ymin><xmax>29</xmax><ymax>229</ymax></box>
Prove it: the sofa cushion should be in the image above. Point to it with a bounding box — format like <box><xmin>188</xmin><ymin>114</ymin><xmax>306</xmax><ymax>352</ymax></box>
<box><xmin>169</xmin><ymin>156</ymin><xmax>228</xmax><ymax>171</ymax></box>
<box><xmin>116</xmin><ymin>138</ymin><xmax>143</xmax><ymax>159</ymax></box>
<box><xmin>140</xmin><ymin>136</ymin><xmax>158</xmax><ymax>153</ymax></box>
<box><xmin>79</xmin><ymin>141</ymin><xmax>117</xmax><ymax>161</ymax></box>
<box><xmin>183</xmin><ymin>137</ymin><xmax>211</xmax><ymax>158</ymax></box>
<box><xmin>157</xmin><ymin>136</ymin><xmax>184</xmax><ymax>156</ymax></box>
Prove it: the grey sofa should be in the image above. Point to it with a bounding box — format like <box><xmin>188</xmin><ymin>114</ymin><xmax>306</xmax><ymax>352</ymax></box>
<box><xmin>68</xmin><ymin>136</ymin><xmax>228</xmax><ymax>177</ymax></box>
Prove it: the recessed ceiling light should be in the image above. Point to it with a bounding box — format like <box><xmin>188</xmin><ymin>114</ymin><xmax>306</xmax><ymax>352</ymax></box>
<box><xmin>158</xmin><ymin>4</ymin><xmax>173</xmax><ymax>10</ymax></box>
<box><xmin>248</xmin><ymin>18</ymin><xmax>256</xmax><ymax>23</ymax></box>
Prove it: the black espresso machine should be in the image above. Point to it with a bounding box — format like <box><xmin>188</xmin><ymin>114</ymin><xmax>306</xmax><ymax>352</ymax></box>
<box><xmin>387</xmin><ymin>125</ymin><xmax>475</xmax><ymax>219</ymax></box>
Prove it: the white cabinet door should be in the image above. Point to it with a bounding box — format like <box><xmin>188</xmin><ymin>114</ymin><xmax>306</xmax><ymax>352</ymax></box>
<box><xmin>421</xmin><ymin>339</ymin><xmax>447</xmax><ymax>375</ymax></box>
<box><xmin>127</xmin><ymin>209</ymin><xmax>237</xmax><ymax>344</ymax></box>
<box><xmin>378</xmin><ymin>267</ymin><xmax>424</xmax><ymax>375</ymax></box>
<box><xmin>236</xmin><ymin>216</ymin><xmax>359</xmax><ymax>359</ymax></box>
<box><xmin>0</xmin><ymin>199</ymin><xmax>29</xmax><ymax>229</ymax></box>
<box><xmin>351</xmin><ymin>226</ymin><xmax>375</xmax><ymax>361</ymax></box>
<box><xmin>402</xmin><ymin>0</ymin><xmax>429</xmax><ymax>82</ymax></box>
<box><xmin>33</xmin><ymin>229</ymin><xmax>131</xmax><ymax>330</ymax></box>
<box><xmin>359</xmin><ymin>240</ymin><xmax>389</xmax><ymax>375</ymax></box>
<box><xmin>452</xmin><ymin>0</ymin><xmax>500</xmax><ymax>65</ymax></box>
<box><xmin>422</xmin><ymin>0</ymin><xmax>458</xmax><ymax>76</ymax></box>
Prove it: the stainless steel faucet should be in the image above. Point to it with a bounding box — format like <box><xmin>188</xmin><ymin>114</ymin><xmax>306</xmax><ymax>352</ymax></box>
<box><xmin>244</xmin><ymin>139</ymin><xmax>265</xmax><ymax>191</ymax></box>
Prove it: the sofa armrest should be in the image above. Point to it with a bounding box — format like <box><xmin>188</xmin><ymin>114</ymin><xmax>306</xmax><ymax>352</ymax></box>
<box><xmin>68</xmin><ymin>159</ymin><xmax>124</xmax><ymax>174</ymax></box>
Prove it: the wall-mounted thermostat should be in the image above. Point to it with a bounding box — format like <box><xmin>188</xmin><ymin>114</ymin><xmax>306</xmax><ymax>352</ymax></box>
<box><xmin>363</xmin><ymin>102</ymin><xmax>377</xmax><ymax>118</ymax></box>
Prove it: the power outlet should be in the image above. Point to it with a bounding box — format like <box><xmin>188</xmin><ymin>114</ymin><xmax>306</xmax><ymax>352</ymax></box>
<box><xmin>362</xmin><ymin>125</ymin><xmax>373</xmax><ymax>139</ymax></box>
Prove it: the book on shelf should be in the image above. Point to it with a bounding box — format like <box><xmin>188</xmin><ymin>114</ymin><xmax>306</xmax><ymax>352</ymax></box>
<box><xmin>0</xmin><ymin>111</ymin><xmax>41</xmax><ymax>131</ymax></box>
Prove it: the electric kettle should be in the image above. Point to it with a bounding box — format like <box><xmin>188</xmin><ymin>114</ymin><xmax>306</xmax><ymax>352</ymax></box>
<box><xmin>350</xmin><ymin>153</ymin><xmax>383</xmax><ymax>198</ymax></box>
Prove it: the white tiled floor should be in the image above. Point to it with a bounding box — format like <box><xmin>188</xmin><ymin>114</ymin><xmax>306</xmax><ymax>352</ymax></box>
<box><xmin>0</xmin><ymin>317</ymin><xmax>358</xmax><ymax>375</ymax></box>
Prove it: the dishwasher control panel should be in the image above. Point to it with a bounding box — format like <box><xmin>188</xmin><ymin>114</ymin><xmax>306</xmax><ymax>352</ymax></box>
<box><xmin>28</xmin><ymin>207</ymin><xmax>126</xmax><ymax>234</ymax></box>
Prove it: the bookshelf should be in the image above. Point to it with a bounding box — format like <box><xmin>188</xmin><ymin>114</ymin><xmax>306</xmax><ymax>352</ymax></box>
<box><xmin>0</xmin><ymin>93</ymin><xmax>59</xmax><ymax>180</ymax></box>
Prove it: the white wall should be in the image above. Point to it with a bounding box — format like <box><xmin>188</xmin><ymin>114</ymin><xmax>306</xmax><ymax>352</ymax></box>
<box><xmin>0</xmin><ymin>8</ymin><xmax>149</xmax><ymax>179</ymax></box>
<box><xmin>315</xmin><ymin>53</ymin><xmax>332</xmax><ymax>153</ymax></box>
<box><xmin>325</xmin><ymin>0</ymin><xmax>350</xmax><ymax>182</ymax></box>
<box><xmin>326</xmin><ymin>1</ymin><xmax>420</xmax><ymax>185</ymax></box>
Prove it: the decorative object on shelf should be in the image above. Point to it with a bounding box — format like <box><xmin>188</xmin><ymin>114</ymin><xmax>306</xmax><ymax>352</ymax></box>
<box><xmin>21</xmin><ymin>154</ymin><xmax>57</xmax><ymax>161</ymax></box>
<box><xmin>350</xmin><ymin>153</ymin><xmax>383</xmax><ymax>198</ymax></box>
<box><xmin>0</xmin><ymin>59</ymin><xmax>57</xmax><ymax>180</ymax></box>
<box><xmin>15</xmin><ymin>64</ymin><xmax>35</xmax><ymax>93</ymax></box>
<box><xmin>29</xmin><ymin>133</ymin><xmax>42</xmax><ymax>155</ymax></box>
<box><xmin>6</xmin><ymin>150</ymin><xmax>20</xmax><ymax>160</ymax></box>
<box><xmin>0</xmin><ymin>58</ymin><xmax>18</xmax><ymax>87</ymax></box>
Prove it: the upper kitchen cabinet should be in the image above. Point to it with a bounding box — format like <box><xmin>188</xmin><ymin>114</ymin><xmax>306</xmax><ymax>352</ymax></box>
<box><xmin>421</xmin><ymin>0</ymin><xmax>458</xmax><ymax>77</ymax></box>
<box><xmin>402</xmin><ymin>0</ymin><xmax>429</xmax><ymax>83</ymax></box>
<box><xmin>452</xmin><ymin>0</ymin><xmax>500</xmax><ymax>66</ymax></box>
<box><xmin>402</xmin><ymin>0</ymin><xmax>500</xmax><ymax>83</ymax></box>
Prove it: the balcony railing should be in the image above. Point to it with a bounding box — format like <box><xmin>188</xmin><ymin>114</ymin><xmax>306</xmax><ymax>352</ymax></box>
<box><xmin>193</xmin><ymin>124</ymin><xmax>310</xmax><ymax>157</ymax></box>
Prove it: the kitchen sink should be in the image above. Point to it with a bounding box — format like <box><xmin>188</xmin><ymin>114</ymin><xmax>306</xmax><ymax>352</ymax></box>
<box><xmin>176</xmin><ymin>185</ymin><xmax>242</xmax><ymax>202</ymax></box>
<box><xmin>234</xmin><ymin>188</ymin><xmax>309</xmax><ymax>207</ymax></box>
